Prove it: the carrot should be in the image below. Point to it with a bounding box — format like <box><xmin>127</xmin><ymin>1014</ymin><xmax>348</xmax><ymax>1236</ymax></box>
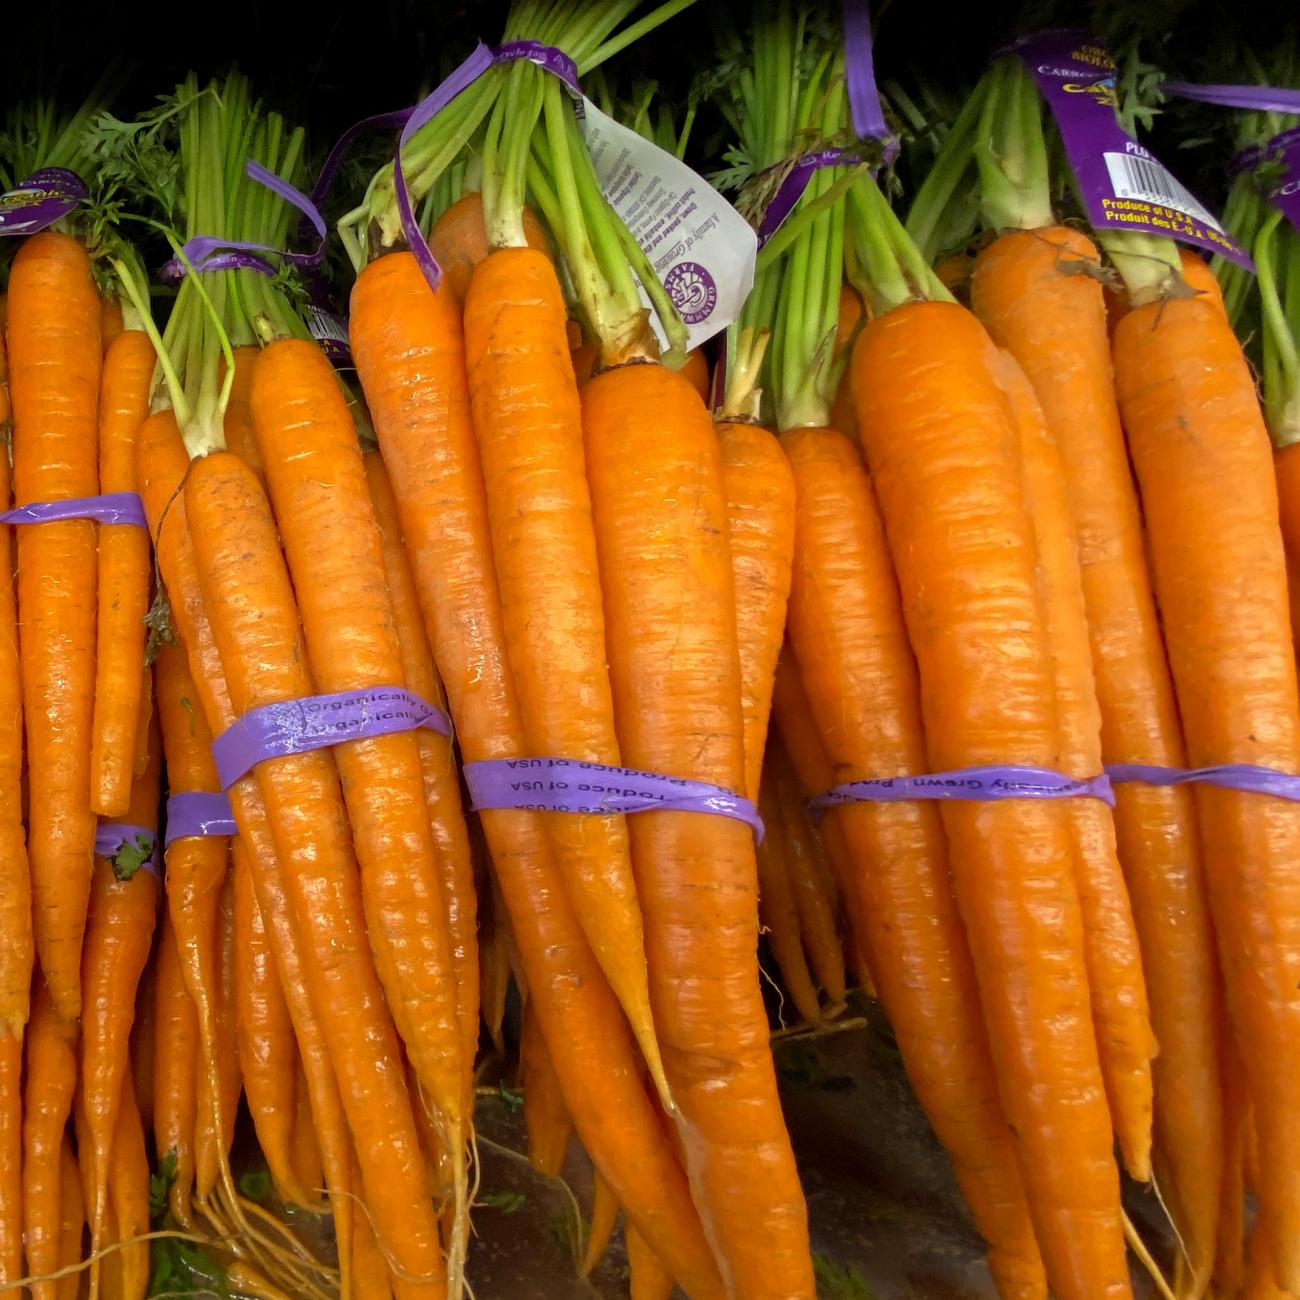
<box><xmin>233</xmin><ymin>837</ymin><xmax>312</xmax><ymax>1207</ymax></box>
<box><xmin>1244</xmin><ymin>1219</ymin><xmax>1289</xmax><ymax>1300</ymax></box>
<box><xmin>0</xmin><ymin>1032</ymin><xmax>22</xmax><ymax>1294</ymax></box>
<box><xmin>100</xmin><ymin>298</ymin><xmax>124</xmax><ymax>352</ymax></box>
<box><xmin>249</xmin><ymin>338</ymin><xmax>469</xmax><ymax>1280</ymax></box>
<box><xmin>852</xmin><ymin>300</ymin><xmax>1131</xmax><ymax>1299</ymax></box>
<box><xmin>717</xmin><ymin>420</ymin><xmax>795</xmax><ymax>805</ymax></box>
<box><xmin>196</xmin><ymin>870</ymin><xmax>241</xmax><ymax>1202</ymax></box>
<box><xmin>477</xmin><ymin>881</ymin><xmax>510</xmax><ymax>1058</ymax></box>
<box><xmin>461</xmin><ymin>247</ymin><xmax>668</xmax><ymax>1108</ymax></box>
<box><xmin>80</xmin><ymin>726</ymin><xmax>160</xmax><ymax>1291</ymax></box>
<box><xmin>580</xmin><ymin>1171</ymin><xmax>619</xmax><ymax>1278</ymax></box>
<box><xmin>626</xmin><ymin>1221</ymin><xmax>675</xmax><ymax>1300</ymax></box>
<box><xmin>107</xmin><ymin>1075</ymin><xmax>149</xmax><ymax>1300</ymax></box>
<box><xmin>184</xmin><ymin>450</ymin><xmax>446</xmax><ymax>1299</ymax></box>
<box><xmin>782</xmin><ymin>423</ymin><xmax>1046</xmax><ymax>1298</ymax></box>
<box><xmin>768</xmin><ymin>740</ymin><xmax>846</xmax><ymax>1009</ymax></box>
<box><xmin>348</xmin><ymin>1153</ymin><xmax>395</xmax><ymax>1300</ymax></box>
<box><xmin>1215</xmin><ymin>1033</ymin><xmax>1249</xmax><ymax>1299</ymax></box>
<box><xmin>519</xmin><ymin>1000</ymin><xmax>571</xmax><ymax>1179</ymax></box>
<box><xmin>754</xmin><ymin>776</ymin><xmax>824</xmax><ymax>1026</ymax></box>
<box><xmin>136</xmin><ymin>412</ymin><xmax>355</xmax><ymax>1288</ymax></box>
<box><xmin>364</xmin><ymin>446</ymin><xmax>480</xmax><ymax>1119</ymax></box>
<box><xmin>130</xmin><ymin>963</ymin><xmax>155</xmax><ymax>1134</ymax></box>
<box><xmin>584</xmin><ymin>360</ymin><xmax>813</xmax><ymax>1296</ymax></box>
<box><xmin>679</xmin><ymin>348</ymin><xmax>711</xmax><ymax>403</ymax></box>
<box><xmin>350</xmin><ymin>250</ymin><xmax>723</xmax><ymax>1300</ymax></box>
<box><xmin>8</xmin><ymin>229</ymin><xmax>102</xmax><ymax>1021</ymax></box>
<box><xmin>55</xmin><ymin>1135</ymin><xmax>83</xmax><ymax>1300</ymax></box>
<box><xmin>221</xmin><ymin>346</ymin><xmax>264</xmax><ymax>481</ymax></box>
<box><xmin>428</xmin><ymin>192</ymin><xmax>549</xmax><ymax>306</ymax></box>
<box><xmin>972</xmin><ymin>228</ymin><xmax>1221</xmax><ymax>1273</ymax></box>
<box><xmin>997</xmin><ymin>348</ymin><xmax>1155</xmax><ymax>1179</ymax></box>
<box><xmin>0</xmin><ymin>430</ymin><xmax>32</xmax><ymax>1045</ymax></box>
<box><xmin>89</xmin><ymin>329</ymin><xmax>154</xmax><ymax>817</ymax></box>
<box><xmin>827</xmin><ymin>285</ymin><xmax>866</xmax><ymax>441</ymax></box>
<box><xmin>23</xmin><ymin>986</ymin><xmax>79</xmax><ymax>1300</ymax></box>
<box><xmin>291</xmin><ymin>1059</ymin><xmax>325</xmax><ymax>1204</ymax></box>
<box><xmin>153</xmin><ymin>913</ymin><xmax>198</xmax><ymax>1227</ymax></box>
<box><xmin>1114</xmin><ymin>286</ymin><xmax>1300</xmax><ymax>1291</ymax></box>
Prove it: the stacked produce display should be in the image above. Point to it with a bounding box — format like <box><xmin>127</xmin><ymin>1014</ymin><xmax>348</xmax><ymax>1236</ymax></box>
<box><xmin>2</xmin><ymin>1</ymin><xmax>1300</xmax><ymax>1295</ymax></box>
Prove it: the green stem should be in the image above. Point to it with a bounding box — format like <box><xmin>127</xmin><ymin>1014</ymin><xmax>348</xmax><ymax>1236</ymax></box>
<box><xmin>1096</xmin><ymin>230</ymin><xmax>1181</xmax><ymax>306</ymax></box>
<box><xmin>975</xmin><ymin>58</ymin><xmax>1053</xmax><ymax>232</ymax></box>
<box><xmin>904</xmin><ymin>79</ymin><xmax>985</xmax><ymax>264</ymax></box>
<box><xmin>1257</xmin><ymin>208</ymin><xmax>1300</xmax><ymax>447</ymax></box>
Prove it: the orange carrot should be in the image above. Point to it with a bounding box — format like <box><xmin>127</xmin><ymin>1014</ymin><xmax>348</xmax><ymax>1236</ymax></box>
<box><xmin>1216</xmin><ymin>1033</ymin><xmax>1249</xmax><ymax>1298</ymax></box>
<box><xmin>0</xmin><ymin>1032</ymin><xmax>22</xmax><ymax>1294</ymax></box>
<box><xmin>221</xmin><ymin>346</ymin><xmax>264</xmax><ymax>482</ymax></box>
<box><xmin>89</xmin><ymin>329</ymin><xmax>154</xmax><ymax>816</ymax></box>
<box><xmin>428</xmin><ymin>192</ymin><xmax>550</xmax><ymax>306</ymax></box>
<box><xmin>478</xmin><ymin>873</ymin><xmax>511</xmax><ymax>1058</ymax></box>
<box><xmin>100</xmin><ymin>298</ymin><xmax>124</xmax><ymax>351</ymax></box>
<box><xmin>23</xmin><ymin>986</ymin><xmax>79</xmax><ymax>1300</ymax></box>
<box><xmin>195</xmin><ymin>870</ymin><xmax>240</xmax><ymax>1202</ymax></box>
<box><xmin>348</xmin><ymin>1153</ymin><xmax>395</xmax><ymax>1300</ymax></box>
<box><xmin>972</xmin><ymin>227</ymin><xmax>1222</xmax><ymax>1277</ymax></box>
<box><xmin>584</xmin><ymin>360</ymin><xmax>813</xmax><ymax>1297</ymax></box>
<box><xmin>853</xmin><ymin>300</ymin><xmax>1130</xmax><ymax>1299</ymax></box>
<box><xmin>107</xmin><ymin>1075</ymin><xmax>149</xmax><ymax>1300</ymax></box>
<box><xmin>79</xmin><ymin>724</ymin><xmax>160</xmax><ymax>1286</ymax></box>
<box><xmin>782</xmin><ymin>423</ymin><xmax>1045</xmax><ymax>1299</ymax></box>
<box><xmin>350</xmin><ymin>251</ymin><xmax>723</xmax><ymax>1299</ymax></box>
<box><xmin>55</xmin><ymin>1135</ymin><xmax>83</xmax><ymax>1300</ymax></box>
<box><xmin>1114</xmin><ymin>285</ymin><xmax>1300</xmax><ymax>1290</ymax></box>
<box><xmin>627</xmin><ymin>1221</ymin><xmax>675</xmax><ymax>1300</ymax></box>
<box><xmin>580</xmin><ymin>1171</ymin><xmax>619</xmax><ymax>1278</ymax></box>
<box><xmin>185</xmin><ymin>450</ymin><xmax>445</xmax><ymax>1298</ymax></box>
<box><xmin>130</xmin><ymin>964</ymin><xmax>155</xmax><ymax>1135</ymax></box>
<box><xmin>291</xmin><ymin>1060</ymin><xmax>325</xmax><ymax>1204</ymax></box>
<box><xmin>8</xmin><ymin>230</ymin><xmax>101</xmax><ymax>1020</ymax></box>
<box><xmin>462</xmin><ymin>248</ymin><xmax>667</xmax><ymax>1107</ymax></box>
<box><xmin>519</xmin><ymin>999</ymin><xmax>572</xmax><ymax>1179</ymax></box>
<box><xmin>152</xmin><ymin>914</ymin><xmax>198</xmax><ymax>1227</ymax></box>
<box><xmin>997</xmin><ymin>350</ymin><xmax>1155</xmax><ymax>1180</ymax></box>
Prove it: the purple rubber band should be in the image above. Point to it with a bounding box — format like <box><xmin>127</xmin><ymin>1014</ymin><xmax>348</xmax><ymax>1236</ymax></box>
<box><xmin>0</xmin><ymin>168</ymin><xmax>87</xmax><ymax>236</ymax></box>
<box><xmin>393</xmin><ymin>43</ymin><xmax>495</xmax><ymax>294</ymax></box>
<box><xmin>842</xmin><ymin>0</ymin><xmax>893</xmax><ymax>149</ymax></box>
<box><xmin>757</xmin><ymin>149</ymin><xmax>861</xmax><ymax>246</ymax></box>
<box><xmin>463</xmin><ymin>757</ymin><xmax>765</xmax><ymax>842</ymax></box>
<box><xmin>95</xmin><ymin>823</ymin><xmax>159</xmax><ymax>875</ymax></box>
<box><xmin>0</xmin><ymin>493</ymin><xmax>147</xmax><ymax>527</ymax></box>
<box><xmin>810</xmin><ymin>765</ymin><xmax>1115</xmax><ymax>812</ymax></box>
<box><xmin>1161</xmin><ymin>82</ymin><xmax>1300</xmax><ymax>116</ymax></box>
<box><xmin>162</xmin><ymin>160</ymin><xmax>328</xmax><ymax>283</ymax></box>
<box><xmin>311</xmin><ymin>108</ymin><xmax>416</xmax><ymax>209</ymax></box>
<box><xmin>1107</xmin><ymin>763</ymin><xmax>1300</xmax><ymax>801</ymax></box>
<box><xmin>492</xmin><ymin>40</ymin><xmax>581</xmax><ymax>93</ymax></box>
<box><xmin>164</xmin><ymin>792</ymin><xmax>237</xmax><ymax>848</ymax></box>
<box><xmin>212</xmin><ymin>685</ymin><xmax>452</xmax><ymax>790</ymax></box>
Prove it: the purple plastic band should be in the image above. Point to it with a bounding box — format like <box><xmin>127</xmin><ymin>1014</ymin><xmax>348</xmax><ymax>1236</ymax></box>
<box><xmin>311</xmin><ymin>108</ymin><xmax>416</xmax><ymax>209</ymax></box>
<box><xmin>463</xmin><ymin>757</ymin><xmax>765</xmax><ymax>841</ymax></box>
<box><xmin>164</xmin><ymin>792</ymin><xmax>237</xmax><ymax>847</ymax></box>
<box><xmin>0</xmin><ymin>168</ymin><xmax>88</xmax><ymax>236</ymax></box>
<box><xmin>492</xmin><ymin>40</ymin><xmax>581</xmax><ymax>93</ymax></box>
<box><xmin>162</xmin><ymin>160</ymin><xmax>328</xmax><ymax>283</ymax></box>
<box><xmin>1161</xmin><ymin>82</ymin><xmax>1300</xmax><ymax>116</ymax></box>
<box><xmin>757</xmin><ymin>149</ymin><xmax>860</xmax><ymax>246</ymax></box>
<box><xmin>842</xmin><ymin>0</ymin><xmax>893</xmax><ymax>148</ymax></box>
<box><xmin>1107</xmin><ymin>762</ymin><xmax>1300</xmax><ymax>801</ymax></box>
<box><xmin>1232</xmin><ymin>127</ymin><xmax>1300</xmax><ymax>230</ymax></box>
<box><xmin>95</xmin><ymin>823</ymin><xmax>159</xmax><ymax>875</ymax></box>
<box><xmin>810</xmin><ymin>765</ymin><xmax>1115</xmax><ymax>812</ymax></box>
<box><xmin>1012</xmin><ymin>30</ymin><xmax>1253</xmax><ymax>270</ymax></box>
<box><xmin>0</xmin><ymin>492</ymin><xmax>147</xmax><ymax>527</ymax></box>
<box><xmin>394</xmin><ymin>42</ymin><xmax>496</xmax><ymax>294</ymax></box>
<box><xmin>212</xmin><ymin>685</ymin><xmax>452</xmax><ymax>789</ymax></box>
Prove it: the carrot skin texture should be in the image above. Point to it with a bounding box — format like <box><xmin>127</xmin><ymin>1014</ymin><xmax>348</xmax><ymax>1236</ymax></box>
<box><xmin>1114</xmin><ymin>293</ymin><xmax>1300</xmax><ymax>1291</ymax></box>
<box><xmin>584</xmin><ymin>362</ymin><xmax>814</xmax><ymax>1298</ymax></box>
<box><xmin>54</xmin><ymin>1135</ymin><xmax>83</xmax><ymax>1300</ymax></box>
<box><xmin>852</xmin><ymin>301</ymin><xmax>1131</xmax><ymax>1300</ymax></box>
<box><xmin>519</xmin><ymin>998</ymin><xmax>572</xmax><ymax>1178</ymax></box>
<box><xmin>580</xmin><ymin>1171</ymin><xmax>619</xmax><ymax>1277</ymax></box>
<box><xmin>90</xmin><ymin>329</ymin><xmax>154</xmax><ymax>816</ymax></box>
<box><xmin>782</xmin><ymin>425</ymin><xmax>1046</xmax><ymax>1299</ymax></box>
<box><xmin>0</xmin><ymin>1034</ymin><xmax>20</xmax><ymax>1293</ymax></box>
<box><xmin>196</xmin><ymin>871</ymin><xmax>241</xmax><ymax>1200</ymax></box>
<box><xmin>349</xmin><ymin>251</ymin><xmax>724</xmax><ymax>1300</ymax></box>
<box><xmin>153</xmin><ymin>913</ymin><xmax>198</xmax><ymax>1226</ymax></box>
<box><xmin>222</xmin><ymin>346</ymin><xmax>264</xmax><ymax>482</ymax></box>
<box><xmin>108</xmin><ymin>1076</ymin><xmax>149</xmax><ymax>1300</ymax></box>
<box><xmin>972</xmin><ymin>229</ymin><xmax>1222</xmax><ymax>1281</ymax></box>
<box><xmin>184</xmin><ymin>452</ymin><xmax>445</xmax><ymax>1298</ymax></box>
<box><xmin>136</xmin><ymin>411</ymin><xmax>355</xmax><ymax>1288</ymax></box>
<box><xmin>627</xmin><ymin>1221</ymin><xmax>676</xmax><ymax>1300</ymax></box>
<box><xmin>997</xmin><ymin>349</ymin><xmax>1155</xmax><ymax>1180</ymax></box>
<box><xmin>461</xmin><ymin>248</ymin><xmax>665</xmax><ymax>1105</ymax></box>
<box><xmin>22</xmin><ymin>988</ymin><xmax>79</xmax><ymax>1300</ymax></box>
<box><xmin>8</xmin><ymin>230</ymin><xmax>101</xmax><ymax>1021</ymax></box>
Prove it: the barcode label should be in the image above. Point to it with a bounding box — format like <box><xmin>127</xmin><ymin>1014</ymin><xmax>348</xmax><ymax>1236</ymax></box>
<box><xmin>305</xmin><ymin>306</ymin><xmax>350</xmax><ymax>346</ymax></box>
<box><xmin>1102</xmin><ymin>152</ymin><xmax>1225</xmax><ymax>233</ymax></box>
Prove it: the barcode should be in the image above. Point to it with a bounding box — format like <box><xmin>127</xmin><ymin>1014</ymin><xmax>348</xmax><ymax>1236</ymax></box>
<box><xmin>305</xmin><ymin>306</ymin><xmax>350</xmax><ymax>346</ymax></box>
<box><xmin>1103</xmin><ymin>153</ymin><xmax>1224</xmax><ymax>233</ymax></box>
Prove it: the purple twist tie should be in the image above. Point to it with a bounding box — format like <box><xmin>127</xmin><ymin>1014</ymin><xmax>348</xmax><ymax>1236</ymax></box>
<box><xmin>164</xmin><ymin>792</ymin><xmax>237</xmax><ymax>848</ymax></box>
<box><xmin>162</xmin><ymin>160</ymin><xmax>329</xmax><ymax>283</ymax></box>
<box><xmin>0</xmin><ymin>168</ymin><xmax>87</xmax><ymax>236</ymax></box>
<box><xmin>757</xmin><ymin>149</ymin><xmax>861</xmax><ymax>246</ymax></box>
<box><xmin>95</xmin><ymin>823</ymin><xmax>159</xmax><ymax>876</ymax></box>
<box><xmin>0</xmin><ymin>492</ymin><xmax>147</xmax><ymax>527</ymax></box>
<box><xmin>810</xmin><ymin>765</ymin><xmax>1115</xmax><ymax>813</ymax></box>
<box><xmin>463</xmin><ymin>757</ymin><xmax>765</xmax><ymax>842</ymax></box>
<box><xmin>212</xmin><ymin>685</ymin><xmax>452</xmax><ymax>790</ymax></box>
<box><xmin>842</xmin><ymin>0</ymin><xmax>897</xmax><ymax>158</ymax></box>
<box><xmin>1161</xmin><ymin>82</ymin><xmax>1300</xmax><ymax>116</ymax></box>
<box><xmin>1107</xmin><ymin>763</ymin><xmax>1300</xmax><ymax>801</ymax></box>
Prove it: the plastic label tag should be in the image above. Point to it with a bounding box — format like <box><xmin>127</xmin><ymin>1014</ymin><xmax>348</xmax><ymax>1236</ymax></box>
<box><xmin>1263</xmin><ymin>127</ymin><xmax>1300</xmax><ymax>232</ymax></box>
<box><xmin>0</xmin><ymin>168</ymin><xmax>87</xmax><ymax>236</ymax></box>
<box><xmin>1012</xmin><ymin>30</ymin><xmax>1253</xmax><ymax>269</ymax></box>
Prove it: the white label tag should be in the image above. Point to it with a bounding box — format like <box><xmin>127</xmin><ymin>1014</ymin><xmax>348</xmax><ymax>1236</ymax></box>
<box><xmin>578</xmin><ymin>100</ymin><xmax>756</xmax><ymax>352</ymax></box>
<box><xmin>1101</xmin><ymin>151</ymin><xmax>1225</xmax><ymax>234</ymax></box>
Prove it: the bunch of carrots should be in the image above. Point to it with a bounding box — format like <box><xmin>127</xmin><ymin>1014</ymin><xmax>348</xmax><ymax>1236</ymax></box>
<box><xmin>3</xmin><ymin>2</ymin><xmax>1300</xmax><ymax>1298</ymax></box>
